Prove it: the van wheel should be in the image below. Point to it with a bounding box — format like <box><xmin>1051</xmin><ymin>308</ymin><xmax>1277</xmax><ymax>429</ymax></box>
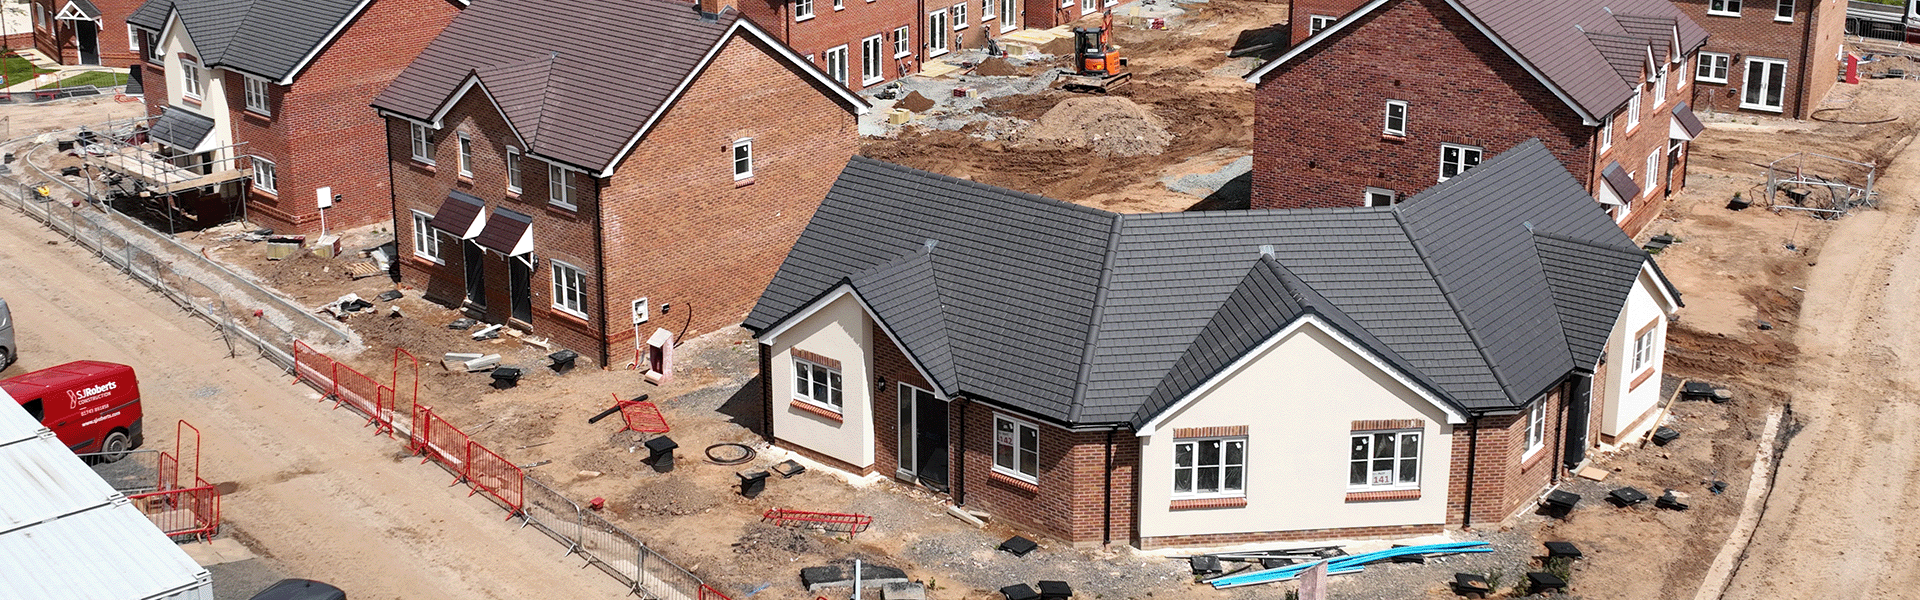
<box><xmin>0</xmin><ymin>347</ymin><xmax>11</xmax><ymax>371</ymax></box>
<box><xmin>100</xmin><ymin>431</ymin><xmax>131</xmax><ymax>463</ymax></box>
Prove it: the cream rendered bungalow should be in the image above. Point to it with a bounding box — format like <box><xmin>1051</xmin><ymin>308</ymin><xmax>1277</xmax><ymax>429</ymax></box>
<box><xmin>744</xmin><ymin>140</ymin><xmax>1682</xmax><ymax>549</ymax></box>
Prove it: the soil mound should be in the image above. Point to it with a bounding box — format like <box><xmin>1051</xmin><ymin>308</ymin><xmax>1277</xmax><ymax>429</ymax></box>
<box><xmin>897</xmin><ymin>90</ymin><xmax>936</xmax><ymax>113</ymax></box>
<box><xmin>975</xmin><ymin>57</ymin><xmax>1019</xmax><ymax>76</ymax></box>
<box><xmin>1018</xmin><ymin>96</ymin><xmax>1172</xmax><ymax>157</ymax></box>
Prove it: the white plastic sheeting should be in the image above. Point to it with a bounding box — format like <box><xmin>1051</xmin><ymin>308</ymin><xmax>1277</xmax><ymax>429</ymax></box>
<box><xmin>0</xmin><ymin>388</ymin><xmax>213</xmax><ymax>600</ymax></box>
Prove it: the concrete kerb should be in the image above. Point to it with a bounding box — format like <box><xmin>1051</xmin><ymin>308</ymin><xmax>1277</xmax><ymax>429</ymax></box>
<box><xmin>1690</xmin><ymin>406</ymin><xmax>1787</xmax><ymax>600</ymax></box>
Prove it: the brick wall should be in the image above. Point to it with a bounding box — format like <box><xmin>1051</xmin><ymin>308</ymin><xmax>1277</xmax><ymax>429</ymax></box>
<box><xmin>1022</xmin><ymin>0</ymin><xmax>1135</xmax><ymax>30</ymax></box>
<box><xmin>243</xmin><ymin>0</ymin><xmax>460</xmax><ymax>235</ymax></box>
<box><xmin>870</xmin><ymin>326</ymin><xmax>933</xmax><ymax>479</ymax></box>
<box><xmin>1288</xmin><ymin>0</ymin><xmax>1365</xmax><ymax>46</ymax></box>
<box><xmin>41</xmin><ymin>0</ymin><xmax>144</xmax><ymax>67</ymax></box>
<box><xmin>738</xmin><ymin>0</ymin><xmax>924</xmax><ymax>89</ymax></box>
<box><xmin>1251</xmin><ymin>0</ymin><xmax>1595</xmax><ymax>212</ymax></box>
<box><xmin>1444</xmin><ymin>384</ymin><xmax>1569</xmax><ymax>527</ymax></box>
<box><xmin>597</xmin><ymin>33</ymin><xmax>858</xmax><ymax>361</ymax></box>
<box><xmin>1674</xmin><ymin>0</ymin><xmax>1846</xmax><ymax>119</ymax></box>
<box><xmin>954</xmin><ymin>403</ymin><xmax>1136</xmax><ymax>546</ymax></box>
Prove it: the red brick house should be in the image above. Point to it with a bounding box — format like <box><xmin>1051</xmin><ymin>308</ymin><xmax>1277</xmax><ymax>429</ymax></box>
<box><xmin>7</xmin><ymin>0</ymin><xmax>144</xmax><ymax>67</ymax></box>
<box><xmin>1287</xmin><ymin>0</ymin><xmax>1364</xmax><ymax>46</ymax></box>
<box><xmin>1247</xmin><ymin>0</ymin><xmax>1709</xmax><ymax>238</ymax></box>
<box><xmin>126</xmin><ymin>0</ymin><xmax>465</xmax><ymax>234</ymax></box>
<box><xmin>1672</xmin><ymin>0</ymin><xmax>1845</xmax><ymax>119</ymax></box>
<box><xmin>374</xmin><ymin>0</ymin><xmax>868</xmax><ymax>368</ymax></box>
<box><xmin>747</xmin><ymin>142</ymin><xmax>1681</xmax><ymax>548</ymax></box>
<box><xmin>730</xmin><ymin>0</ymin><xmax>1026</xmax><ymax>90</ymax></box>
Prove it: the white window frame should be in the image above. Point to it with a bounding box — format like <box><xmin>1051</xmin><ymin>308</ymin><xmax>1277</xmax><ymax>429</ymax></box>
<box><xmin>861</xmin><ymin>35</ymin><xmax>885</xmax><ymax>86</ymax></box>
<box><xmin>1438</xmin><ymin>143</ymin><xmax>1482</xmax><ymax>182</ymax></box>
<box><xmin>1000</xmin><ymin>0</ymin><xmax>1018</xmax><ymax>32</ymax></box>
<box><xmin>822</xmin><ymin>45</ymin><xmax>848</xmax><ymax>87</ymax></box>
<box><xmin>1741</xmin><ymin>57</ymin><xmax>1788</xmax><ymax>112</ymax></box>
<box><xmin>1625</xmin><ymin>92</ymin><xmax>1641</xmax><ymax>131</ymax></box>
<box><xmin>548</xmin><ymin>162</ymin><xmax>579</xmax><ymax>210</ymax></box>
<box><xmin>506</xmin><ymin>148</ymin><xmax>523</xmax><ymax>193</ymax></box>
<box><xmin>251</xmin><ymin>157</ymin><xmax>277</xmax><ymax>193</ymax></box>
<box><xmin>793</xmin><ymin>358</ymin><xmax>844</xmax><ymax>411</ymax></box>
<box><xmin>1708</xmin><ymin>0</ymin><xmax>1741</xmax><ymax>17</ymax></box>
<box><xmin>1632</xmin><ymin>326</ymin><xmax>1659</xmax><ymax>373</ymax></box>
<box><xmin>142</xmin><ymin>30</ymin><xmax>161</xmax><ymax>62</ymax></box>
<box><xmin>1644</xmin><ymin>149</ymin><xmax>1661</xmax><ymax>197</ymax></box>
<box><xmin>1653</xmin><ymin>64</ymin><xmax>1667</xmax><ymax>106</ymax></box>
<box><xmin>1382</xmin><ymin>100</ymin><xmax>1408</xmax><ymax>137</ymax></box>
<box><xmin>1524</xmin><ymin>403</ymin><xmax>1546</xmax><ymax>458</ymax></box>
<box><xmin>1081</xmin><ymin>0</ymin><xmax>1095</xmax><ymax>15</ymax></box>
<box><xmin>1696</xmin><ymin>52</ymin><xmax>1729</xmax><ymax>84</ymax></box>
<box><xmin>993</xmin><ymin>414</ymin><xmax>1039</xmax><ymax>483</ymax></box>
<box><xmin>795</xmin><ymin>0</ymin><xmax>814</xmax><ymax>20</ymax></box>
<box><xmin>927</xmin><ymin>10</ymin><xmax>950</xmax><ymax>57</ymax></box>
<box><xmin>1172</xmin><ymin>437</ymin><xmax>1247</xmax><ymax>499</ymax></box>
<box><xmin>1309</xmin><ymin>14</ymin><xmax>1337</xmax><ymax>35</ymax></box>
<box><xmin>1600</xmin><ymin>116</ymin><xmax>1612</xmax><ymax>152</ymax></box>
<box><xmin>243</xmin><ymin>75</ymin><xmax>270</xmax><ymax>115</ymax></box>
<box><xmin>833</xmin><ymin>0</ymin><xmax>844</xmax><ymax>10</ymax></box>
<box><xmin>410</xmin><ymin>210</ymin><xmax>443</xmax><ymax>263</ymax></box>
<box><xmin>981</xmin><ymin>0</ymin><xmax>993</xmax><ymax>21</ymax></box>
<box><xmin>1365</xmin><ymin>187</ymin><xmax>1396</xmax><ymax>207</ymax></box>
<box><xmin>409</xmin><ymin>123</ymin><xmax>436</xmax><ymax>164</ymax></box>
<box><xmin>127</xmin><ymin>26</ymin><xmax>140</xmax><ymax>57</ymax></box>
<box><xmin>893</xmin><ymin>26</ymin><xmax>912</xmax><ymax>58</ymax></box>
<box><xmin>550</xmin><ymin>260</ymin><xmax>588</xmax><ymax>319</ymax></box>
<box><xmin>457</xmin><ymin>131</ymin><xmax>474</xmax><ymax>177</ymax></box>
<box><xmin>179</xmin><ymin>60</ymin><xmax>203</xmax><ymax>100</ymax></box>
<box><xmin>1677</xmin><ymin>56</ymin><xmax>1690</xmax><ymax>91</ymax></box>
<box><xmin>951</xmin><ymin>3</ymin><xmax>967</xmax><ymax>29</ymax></box>
<box><xmin>732</xmin><ymin>138</ymin><xmax>753</xmax><ymax>180</ymax></box>
<box><xmin>1774</xmin><ymin>0</ymin><xmax>1793</xmax><ymax>22</ymax></box>
<box><xmin>1349</xmin><ymin>430</ymin><xmax>1421</xmax><ymax>491</ymax></box>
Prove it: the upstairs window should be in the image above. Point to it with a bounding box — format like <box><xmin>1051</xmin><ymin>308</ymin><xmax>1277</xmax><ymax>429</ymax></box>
<box><xmin>142</xmin><ymin>30</ymin><xmax>161</xmax><ymax>62</ymax></box>
<box><xmin>1644</xmin><ymin>149</ymin><xmax>1661</xmax><ymax>197</ymax></box>
<box><xmin>409</xmin><ymin>123</ymin><xmax>435</xmax><ymax>164</ymax></box>
<box><xmin>1625</xmin><ymin>92</ymin><xmax>1641</xmax><ymax>131</ymax></box>
<box><xmin>795</xmin><ymin>0</ymin><xmax>814</xmax><ymax>20</ymax></box>
<box><xmin>1383</xmin><ymin>100</ymin><xmax>1408</xmax><ymax>137</ymax></box>
<box><xmin>243</xmin><ymin>75</ymin><xmax>271</xmax><ymax>115</ymax></box>
<box><xmin>1309</xmin><ymin>14</ymin><xmax>1337</xmax><ymax>35</ymax></box>
<box><xmin>548</xmin><ymin>162</ymin><xmax>578</xmax><ymax>210</ymax></box>
<box><xmin>733</xmin><ymin>138</ymin><xmax>753</xmax><ymax>180</ymax></box>
<box><xmin>457</xmin><ymin>132</ymin><xmax>474</xmax><ymax>177</ymax></box>
<box><xmin>1653</xmin><ymin>64</ymin><xmax>1667</xmax><ymax>105</ymax></box>
<box><xmin>1600</xmin><ymin>116</ymin><xmax>1613</xmax><ymax>152</ymax></box>
<box><xmin>1438</xmin><ymin>144</ymin><xmax>1482</xmax><ymax>181</ymax></box>
<box><xmin>951</xmin><ymin>2</ymin><xmax>967</xmax><ymax>29</ymax></box>
<box><xmin>179</xmin><ymin>60</ymin><xmax>203</xmax><ymax>99</ymax></box>
<box><xmin>1775</xmin><ymin>0</ymin><xmax>1793</xmax><ymax>22</ymax></box>
<box><xmin>1708</xmin><ymin>0</ymin><xmax>1741</xmax><ymax>16</ymax></box>
<box><xmin>506</xmin><ymin>148</ymin><xmax>523</xmax><ymax>193</ymax></box>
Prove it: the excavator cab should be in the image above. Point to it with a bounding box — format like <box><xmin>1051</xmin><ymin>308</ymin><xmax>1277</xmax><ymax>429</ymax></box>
<box><xmin>1072</xmin><ymin>27</ymin><xmax>1121</xmax><ymax>75</ymax></box>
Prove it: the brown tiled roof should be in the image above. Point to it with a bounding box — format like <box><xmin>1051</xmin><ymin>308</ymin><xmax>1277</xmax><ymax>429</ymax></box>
<box><xmin>1251</xmin><ymin>0</ymin><xmax>1708</xmax><ymax>123</ymax></box>
<box><xmin>373</xmin><ymin>0</ymin><xmax>864</xmax><ymax>174</ymax></box>
<box><xmin>475</xmin><ymin>208</ymin><xmax>532</xmax><ymax>255</ymax></box>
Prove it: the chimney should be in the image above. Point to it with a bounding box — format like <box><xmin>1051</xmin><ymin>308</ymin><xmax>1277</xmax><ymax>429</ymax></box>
<box><xmin>697</xmin><ymin>0</ymin><xmax>736</xmax><ymax>17</ymax></box>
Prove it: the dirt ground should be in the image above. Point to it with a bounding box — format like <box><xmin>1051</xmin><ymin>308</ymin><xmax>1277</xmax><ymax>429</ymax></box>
<box><xmin>862</xmin><ymin>0</ymin><xmax>1280</xmax><ymax>214</ymax></box>
<box><xmin>0</xmin><ymin>93</ymin><xmax>145</xmax><ymax>139</ymax></box>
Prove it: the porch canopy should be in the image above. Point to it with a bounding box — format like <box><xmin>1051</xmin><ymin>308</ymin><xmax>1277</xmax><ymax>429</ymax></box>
<box><xmin>427</xmin><ymin>190</ymin><xmax>487</xmax><ymax>239</ymax></box>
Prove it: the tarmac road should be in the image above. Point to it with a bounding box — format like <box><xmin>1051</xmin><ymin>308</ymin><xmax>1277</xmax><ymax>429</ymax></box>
<box><xmin>0</xmin><ymin>205</ymin><xmax>630</xmax><ymax>599</ymax></box>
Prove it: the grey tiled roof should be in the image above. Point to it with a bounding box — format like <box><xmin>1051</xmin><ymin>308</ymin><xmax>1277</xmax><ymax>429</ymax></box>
<box><xmin>127</xmin><ymin>0</ymin><xmax>382</xmax><ymax>81</ymax></box>
<box><xmin>748</xmin><ymin>143</ymin><xmax>1667</xmax><ymax>427</ymax></box>
<box><xmin>146</xmin><ymin>106</ymin><xmax>214</xmax><ymax>151</ymax></box>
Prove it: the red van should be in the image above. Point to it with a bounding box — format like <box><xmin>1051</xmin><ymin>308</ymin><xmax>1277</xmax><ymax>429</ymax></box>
<box><xmin>1</xmin><ymin>360</ymin><xmax>144</xmax><ymax>461</ymax></box>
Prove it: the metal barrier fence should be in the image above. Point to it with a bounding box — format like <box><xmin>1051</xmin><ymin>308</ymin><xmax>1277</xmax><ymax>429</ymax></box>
<box><xmin>0</xmin><ymin>130</ymin><xmax>357</xmax><ymax>378</ymax></box>
<box><xmin>129</xmin><ymin>482</ymin><xmax>220</xmax><ymax>542</ymax></box>
<box><xmin>292</xmin><ymin>340</ymin><xmax>398</xmax><ymax>434</ymax></box>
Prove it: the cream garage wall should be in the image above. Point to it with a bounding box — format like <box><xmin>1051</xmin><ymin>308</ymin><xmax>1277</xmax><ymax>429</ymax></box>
<box><xmin>767</xmin><ymin>292</ymin><xmax>875</xmax><ymax>469</ymax></box>
<box><xmin>1138</xmin><ymin>321</ymin><xmax>1455</xmax><ymax>540</ymax></box>
<box><xmin>1600</xmin><ymin>266</ymin><xmax>1674</xmax><ymax>441</ymax></box>
<box><xmin>159</xmin><ymin>16</ymin><xmax>231</xmax><ymax>156</ymax></box>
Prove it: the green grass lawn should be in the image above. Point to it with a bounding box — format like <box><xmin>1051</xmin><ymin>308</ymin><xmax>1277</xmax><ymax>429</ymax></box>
<box><xmin>35</xmin><ymin>70</ymin><xmax>129</xmax><ymax>90</ymax></box>
<box><xmin>0</xmin><ymin>55</ymin><xmax>53</xmax><ymax>88</ymax></box>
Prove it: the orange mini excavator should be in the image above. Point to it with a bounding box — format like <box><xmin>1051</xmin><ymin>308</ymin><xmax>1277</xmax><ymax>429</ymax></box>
<box><xmin>1060</xmin><ymin>11</ymin><xmax>1132</xmax><ymax>93</ymax></box>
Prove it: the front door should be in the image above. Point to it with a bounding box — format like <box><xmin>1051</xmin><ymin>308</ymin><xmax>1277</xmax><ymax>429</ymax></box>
<box><xmin>509</xmin><ymin>256</ymin><xmax>532</xmax><ymax>323</ymax></box>
<box><xmin>463</xmin><ymin>241</ymin><xmax>486</xmax><ymax>308</ymax></box>
<box><xmin>75</xmin><ymin>20</ymin><xmax>98</xmax><ymax>65</ymax></box>
<box><xmin>897</xmin><ymin>384</ymin><xmax>948</xmax><ymax>489</ymax></box>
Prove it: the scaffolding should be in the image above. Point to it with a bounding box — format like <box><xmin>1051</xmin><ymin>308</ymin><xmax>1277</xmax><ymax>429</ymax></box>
<box><xmin>1763</xmin><ymin>152</ymin><xmax>1879</xmax><ymax>219</ymax></box>
<box><xmin>67</xmin><ymin>115</ymin><xmax>258</xmax><ymax>235</ymax></box>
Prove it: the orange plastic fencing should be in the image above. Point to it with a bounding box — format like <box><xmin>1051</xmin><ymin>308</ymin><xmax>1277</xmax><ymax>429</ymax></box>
<box><xmin>465</xmin><ymin>440</ymin><xmax>524</xmax><ymax>517</ymax></box>
<box><xmin>130</xmin><ymin>476</ymin><xmax>219</xmax><ymax>541</ymax></box>
<box><xmin>761</xmin><ymin>508</ymin><xmax>875</xmax><ymax>537</ymax></box>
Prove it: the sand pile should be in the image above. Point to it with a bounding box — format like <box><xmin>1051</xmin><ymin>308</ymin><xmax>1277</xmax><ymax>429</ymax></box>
<box><xmin>897</xmin><ymin>91</ymin><xmax>936</xmax><ymax>112</ymax></box>
<box><xmin>1017</xmin><ymin>96</ymin><xmax>1172</xmax><ymax>157</ymax></box>
<box><xmin>975</xmin><ymin>57</ymin><xmax>1019</xmax><ymax>76</ymax></box>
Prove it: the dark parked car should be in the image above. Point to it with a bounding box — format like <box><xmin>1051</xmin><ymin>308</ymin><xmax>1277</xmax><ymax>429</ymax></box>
<box><xmin>248</xmin><ymin>580</ymin><xmax>345</xmax><ymax>600</ymax></box>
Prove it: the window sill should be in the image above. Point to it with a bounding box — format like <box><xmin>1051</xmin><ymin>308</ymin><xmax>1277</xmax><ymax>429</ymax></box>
<box><xmin>789</xmin><ymin>398</ymin><xmax>845</xmax><ymax>422</ymax></box>
<box><xmin>1345</xmin><ymin>489</ymin><xmax>1420</xmax><ymax>503</ymax></box>
<box><xmin>410</xmin><ymin>254</ymin><xmax>445</xmax><ymax>267</ymax></box>
<box><xmin>457</xmin><ymin>175</ymin><xmax>474</xmax><ymax>185</ymax></box>
<box><xmin>928</xmin><ymin>48</ymin><xmax>949</xmax><ymax>58</ymax></box>
<box><xmin>1696</xmin><ymin>79</ymin><xmax>1728</xmax><ymax>86</ymax></box>
<box><xmin>181</xmin><ymin>96</ymin><xmax>203</xmax><ymax>107</ymax></box>
<box><xmin>989</xmin><ymin>469</ymin><xmax>1039</xmax><ymax>492</ymax></box>
<box><xmin>411</xmin><ymin>160</ymin><xmax>437</xmax><ymax>173</ymax></box>
<box><xmin>506</xmin><ymin>189</ymin><xmax>521</xmax><ymax>198</ymax></box>
<box><xmin>954</xmin><ymin>24</ymin><xmax>968</xmax><ymax>30</ymax></box>
<box><xmin>242</xmin><ymin>110</ymin><xmax>271</xmax><ymax>122</ymax></box>
<box><xmin>1739</xmin><ymin>104</ymin><xmax>1786</xmax><ymax>114</ymax></box>
<box><xmin>734</xmin><ymin>176</ymin><xmax>755</xmax><ymax>188</ymax></box>
<box><xmin>795</xmin><ymin>14</ymin><xmax>815</xmax><ymax>22</ymax></box>
<box><xmin>1521</xmin><ymin>443</ymin><xmax>1548</xmax><ymax>469</ymax></box>
<box><xmin>252</xmin><ymin>188</ymin><xmax>278</xmax><ymax>198</ymax></box>
<box><xmin>1170</xmin><ymin>497</ymin><xmax>1247</xmax><ymax>511</ymax></box>
<box><xmin>548</xmin><ymin>202</ymin><xmax>579</xmax><ymax>212</ymax></box>
<box><xmin>1628</xmin><ymin>366</ymin><xmax>1656</xmax><ymax>391</ymax></box>
<box><xmin>1774</xmin><ymin>17</ymin><xmax>1793</xmax><ymax>23</ymax></box>
<box><xmin>1381</xmin><ymin>133</ymin><xmax>1407</xmax><ymax>143</ymax></box>
<box><xmin>1705</xmin><ymin>11</ymin><xmax>1741</xmax><ymax>18</ymax></box>
<box><xmin>546</xmin><ymin>305</ymin><xmax>590</xmax><ymax>325</ymax></box>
